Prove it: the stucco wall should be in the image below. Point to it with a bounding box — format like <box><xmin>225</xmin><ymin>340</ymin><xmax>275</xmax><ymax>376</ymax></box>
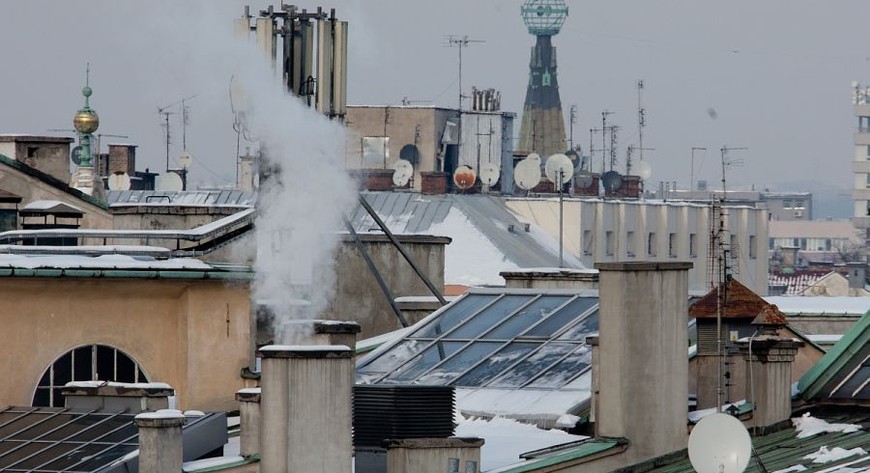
<box><xmin>0</xmin><ymin>277</ymin><xmax>251</xmax><ymax>412</ymax></box>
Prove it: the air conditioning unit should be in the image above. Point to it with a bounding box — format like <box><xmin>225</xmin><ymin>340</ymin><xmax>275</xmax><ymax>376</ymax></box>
<box><xmin>794</xmin><ymin>210</ymin><xmax>803</xmax><ymax>218</ymax></box>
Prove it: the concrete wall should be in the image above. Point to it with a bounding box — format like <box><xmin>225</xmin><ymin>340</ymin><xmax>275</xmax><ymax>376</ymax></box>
<box><xmin>0</xmin><ymin>277</ymin><xmax>251</xmax><ymax>412</ymax></box>
<box><xmin>506</xmin><ymin>198</ymin><xmax>769</xmax><ymax>295</ymax></box>
<box><xmin>786</xmin><ymin>316</ymin><xmax>861</xmax><ymax>336</ymax></box>
<box><xmin>385</xmin><ymin>438</ymin><xmax>483</xmax><ymax>473</ymax></box>
<box><xmin>329</xmin><ymin>234</ymin><xmax>449</xmax><ymax>339</ymax></box>
<box><xmin>345</xmin><ymin>106</ymin><xmax>459</xmax><ymax>191</ymax></box>
<box><xmin>0</xmin><ymin>136</ymin><xmax>73</xmax><ymax>183</ymax></box>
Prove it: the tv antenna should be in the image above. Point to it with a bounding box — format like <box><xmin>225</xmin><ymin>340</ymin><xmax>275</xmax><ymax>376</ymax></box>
<box><xmin>444</xmin><ymin>35</ymin><xmax>485</xmax><ymax>110</ymax></box>
<box><xmin>720</xmin><ymin>145</ymin><xmax>747</xmax><ymax>200</ymax></box>
<box><xmin>157</xmin><ymin>95</ymin><xmax>197</xmax><ymax>172</ymax></box>
<box><xmin>546</xmin><ymin>153</ymin><xmax>574</xmax><ymax>267</ymax></box>
<box><xmin>568</xmin><ymin>105</ymin><xmax>578</xmax><ymax>150</ymax></box>
<box><xmin>632</xmin><ymin>80</ymin><xmax>654</xmax><ymax>180</ymax></box>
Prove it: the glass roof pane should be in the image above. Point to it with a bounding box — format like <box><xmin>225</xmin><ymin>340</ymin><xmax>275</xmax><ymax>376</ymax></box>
<box><xmin>357</xmin><ymin>340</ymin><xmax>428</xmax><ymax>383</ymax></box>
<box><xmin>67</xmin><ymin>415</ymin><xmax>136</xmax><ymax>442</ymax></box>
<box><xmin>99</xmin><ymin>423</ymin><xmax>138</xmax><ymax>443</ymax></box>
<box><xmin>557</xmin><ymin>309</ymin><xmax>600</xmax><ymax>341</ymax></box>
<box><xmin>39</xmin><ymin>443</ymin><xmax>105</xmax><ymax>471</ymax></box>
<box><xmin>411</xmin><ymin>294</ymin><xmax>499</xmax><ymax>339</ymax></box>
<box><xmin>0</xmin><ymin>413</ymin><xmax>52</xmax><ymax>439</ymax></box>
<box><xmin>526</xmin><ymin>345</ymin><xmax>592</xmax><ymax>388</ymax></box>
<box><xmin>448</xmin><ymin>296</ymin><xmax>535</xmax><ymax>339</ymax></box>
<box><xmin>483</xmin><ymin>296</ymin><xmax>571</xmax><ymax>340</ymax></box>
<box><xmin>73</xmin><ymin>443</ymin><xmax>137</xmax><ymax>471</ymax></box>
<box><xmin>487</xmin><ymin>342</ymin><xmax>576</xmax><ymax>388</ymax></box>
<box><xmin>382</xmin><ymin>341</ymin><xmax>465</xmax><ymax>383</ymax></box>
<box><xmin>415</xmin><ymin>342</ymin><xmax>503</xmax><ymax>385</ymax></box>
<box><xmin>452</xmin><ymin>342</ymin><xmax>539</xmax><ymax>387</ymax></box>
<box><xmin>9</xmin><ymin>442</ymin><xmax>78</xmax><ymax>470</ymax></box>
<box><xmin>0</xmin><ymin>441</ymin><xmax>50</xmax><ymax>469</ymax></box>
<box><xmin>0</xmin><ymin>411</ymin><xmax>27</xmax><ymax>431</ymax></box>
<box><xmin>10</xmin><ymin>413</ymin><xmax>82</xmax><ymax>441</ymax></box>
<box><xmin>524</xmin><ymin>298</ymin><xmax>597</xmax><ymax>338</ymax></box>
<box><xmin>835</xmin><ymin>365</ymin><xmax>870</xmax><ymax>399</ymax></box>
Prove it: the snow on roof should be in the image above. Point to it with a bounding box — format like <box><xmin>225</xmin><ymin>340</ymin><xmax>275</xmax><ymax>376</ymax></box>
<box><xmin>792</xmin><ymin>412</ymin><xmax>862</xmax><ymax>439</ymax></box>
<box><xmin>456</xmin><ymin>373</ymin><xmax>591</xmax><ymax>422</ymax></box>
<box><xmin>765</xmin><ymin>296</ymin><xmax>870</xmax><ymax>316</ymax></box>
<box><xmin>0</xmin><ymin>253</ymin><xmax>212</xmax><ymax>270</ymax></box>
<box><xmin>22</xmin><ymin>200</ymin><xmax>84</xmax><ymax>214</ymax></box>
<box><xmin>802</xmin><ymin>446</ymin><xmax>867</xmax><ymax>464</ymax></box>
<box><xmin>182</xmin><ymin>456</ymin><xmax>246</xmax><ymax>473</ymax></box>
<box><xmin>455</xmin><ymin>414</ymin><xmax>587</xmax><ymax>471</ymax></box>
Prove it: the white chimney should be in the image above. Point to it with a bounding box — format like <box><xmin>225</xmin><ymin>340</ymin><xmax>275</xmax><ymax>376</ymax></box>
<box><xmin>235</xmin><ymin>387</ymin><xmax>261</xmax><ymax>457</ymax></box>
<box><xmin>258</xmin><ymin>345</ymin><xmax>353</xmax><ymax>473</ymax></box>
<box><xmin>593</xmin><ymin>262</ymin><xmax>692</xmax><ymax>462</ymax></box>
<box><xmin>737</xmin><ymin>336</ymin><xmax>803</xmax><ymax>430</ymax></box>
<box><xmin>134</xmin><ymin>409</ymin><xmax>186</xmax><ymax>473</ymax></box>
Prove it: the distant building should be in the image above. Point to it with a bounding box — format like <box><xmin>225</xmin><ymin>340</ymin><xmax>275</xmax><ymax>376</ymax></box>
<box><xmin>851</xmin><ymin>82</ymin><xmax>870</xmax><ymax>250</ymax></box>
<box><xmin>672</xmin><ymin>189</ymin><xmax>812</xmax><ymax>221</ymax></box>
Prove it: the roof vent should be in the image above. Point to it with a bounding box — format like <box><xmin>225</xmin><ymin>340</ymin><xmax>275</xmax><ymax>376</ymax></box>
<box><xmin>353</xmin><ymin>385</ymin><xmax>455</xmax><ymax>447</ymax></box>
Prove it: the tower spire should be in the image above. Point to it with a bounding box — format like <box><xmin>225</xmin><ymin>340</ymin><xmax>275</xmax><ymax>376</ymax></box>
<box><xmin>71</xmin><ymin>63</ymin><xmax>101</xmax><ymax>196</ymax></box>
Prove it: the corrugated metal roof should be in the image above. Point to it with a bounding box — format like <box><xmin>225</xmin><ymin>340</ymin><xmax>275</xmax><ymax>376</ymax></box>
<box><xmin>106</xmin><ymin>190</ymin><xmax>255</xmax><ymax>207</ymax></box>
<box><xmin>799</xmin><ymin>313</ymin><xmax>870</xmax><ymax>401</ymax></box>
<box><xmin>351</xmin><ymin>192</ymin><xmax>586</xmax><ymax>270</ymax></box>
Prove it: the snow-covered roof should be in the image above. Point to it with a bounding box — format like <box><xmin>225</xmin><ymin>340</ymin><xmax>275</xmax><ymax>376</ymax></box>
<box><xmin>0</xmin><ymin>253</ymin><xmax>211</xmax><ymax>270</ymax></box>
<box><xmin>21</xmin><ymin>200</ymin><xmax>84</xmax><ymax>215</ymax></box>
<box><xmin>765</xmin><ymin>296</ymin><xmax>870</xmax><ymax>316</ymax></box>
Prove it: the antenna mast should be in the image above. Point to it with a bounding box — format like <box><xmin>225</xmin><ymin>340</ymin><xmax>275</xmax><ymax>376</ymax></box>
<box><xmin>719</xmin><ymin>145</ymin><xmax>747</xmax><ymax>201</ymax></box>
<box><xmin>445</xmin><ymin>35</ymin><xmax>485</xmax><ymax>110</ymax></box>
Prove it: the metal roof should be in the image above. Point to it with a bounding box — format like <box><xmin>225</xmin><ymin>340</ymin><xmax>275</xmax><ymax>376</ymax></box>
<box><xmin>106</xmin><ymin>190</ymin><xmax>255</xmax><ymax>207</ymax></box>
<box><xmin>349</xmin><ymin>192</ymin><xmax>586</xmax><ymax>270</ymax></box>
<box><xmin>799</xmin><ymin>313</ymin><xmax>870</xmax><ymax>402</ymax></box>
<box><xmin>690</xmin><ymin>278</ymin><xmax>786</xmax><ymax>321</ymax></box>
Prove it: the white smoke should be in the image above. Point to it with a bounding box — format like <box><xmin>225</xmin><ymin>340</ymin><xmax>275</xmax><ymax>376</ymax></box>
<box><xmin>120</xmin><ymin>1</ymin><xmax>358</xmax><ymax>342</ymax></box>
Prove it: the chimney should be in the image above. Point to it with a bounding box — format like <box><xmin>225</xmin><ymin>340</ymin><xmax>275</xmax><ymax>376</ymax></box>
<box><xmin>500</xmin><ymin>268</ymin><xmax>599</xmax><ymax>290</ymax></box>
<box><xmin>421</xmin><ymin>171</ymin><xmax>448</xmax><ymax>194</ymax></box>
<box><xmin>107</xmin><ymin>144</ymin><xmax>136</xmax><ymax>176</ymax></box>
<box><xmin>235</xmin><ymin>387</ymin><xmax>261</xmax><ymax>457</ymax></box>
<box><xmin>780</xmin><ymin>245</ymin><xmax>799</xmax><ymax>268</ymax></box>
<box><xmin>61</xmin><ymin>381</ymin><xmax>173</xmax><ymax>413</ymax></box>
<box><xmin>846</xmin><ymin>262</ymin><xmax>867</xmax><ymax>292</ymax></box>
<box><xmin>134</xmin><ymin>409</ymin><xmax>186</xmax><ymax>473</ymax></box>
<box><xmin>385</xmin><ymin>438</ymin><xmax>484</xmax><ymax>473</ymax></box>
<box><xmin>593</xmin><ymin>262</ymin><xmax>691</xmax><ymax>462</ymax></box>
<box><xmin>737</xmin><ymin>335</ymin><xmax>803</xmax><ymax>430</ymax></box>
<box><xmin>258</xmin><ymin>345</ymin><xmax>353</xmax><ymax>473</ymax></box>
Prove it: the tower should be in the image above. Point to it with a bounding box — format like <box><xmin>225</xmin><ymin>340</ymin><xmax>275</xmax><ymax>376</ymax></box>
<box><xmin>517</xmin><ymin>0</ymin><xmax>569</xmax><ymax>158</ymax></box>
<box><xmin>70</xmin><ymin>65</ymin><xmax>102</xmax><ymax>197</ymax></box>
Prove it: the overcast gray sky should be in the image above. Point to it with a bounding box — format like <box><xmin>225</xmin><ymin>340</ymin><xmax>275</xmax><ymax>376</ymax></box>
<box><xmin>2</xmin><ymin>0</ymin><xmax>868</xmax><ymax>213</ymax></box>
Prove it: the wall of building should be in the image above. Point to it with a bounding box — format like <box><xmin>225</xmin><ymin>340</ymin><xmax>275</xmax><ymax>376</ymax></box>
<box><xmin>327</xmin><ymin>234</ymin><xmax>449</xmax><ymax>339</ymax></box>
<box><xmin>505</xmin><ymin>198</ymin><xmax>769</xmax><ymax>294</ymax></box>
<box><xmin>0</xmin><ymin>136</ymin><xmax>74</xmax><ymax>183</ymax></box>
<box><xmin>785</xmin><ymin>315</ymin><xmax>861</xmax><ymax>336</ymax></box>
<box><xmin>0</xmin><ymin>277</ymin><xmax>252</xmax><ymax>412</ymax></box>
<box><xmin>346</xmin><ymin>106</ymin><xmax>459</xmax><ymax>191</ymax></box>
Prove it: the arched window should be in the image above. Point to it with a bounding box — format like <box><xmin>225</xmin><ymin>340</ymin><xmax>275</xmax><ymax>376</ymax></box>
<box><xmin>33</xmin><ymin>345</ymin><xmax>148</xmax><ymax>407</ymax></box>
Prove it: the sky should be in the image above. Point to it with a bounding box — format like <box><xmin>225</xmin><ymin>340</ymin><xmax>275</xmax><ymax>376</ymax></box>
<box><xmin>2</xmin><ymin>1</ymin><xmax>869</xmax><ymax>217</ymax></box>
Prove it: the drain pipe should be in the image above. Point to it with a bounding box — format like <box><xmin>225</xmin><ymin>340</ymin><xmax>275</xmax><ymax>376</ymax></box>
<box><xmin>358</xmin><ymin>194</ymin><xmax>448</xmax><ymax>305</ymax></box>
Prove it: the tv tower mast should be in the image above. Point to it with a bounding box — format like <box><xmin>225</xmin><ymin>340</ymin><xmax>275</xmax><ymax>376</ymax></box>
<box><xmin>517</xmin><ymin>0</ymin><xmax>569</xmax><ymax>157</ymax></box>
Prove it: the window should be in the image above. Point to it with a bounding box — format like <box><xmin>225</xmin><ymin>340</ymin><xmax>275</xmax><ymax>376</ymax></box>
<box><xmin>794</xmin><ymin>200</ymin><xmax>805</xmax><ymax>209</ymax></box>
<box><xmin>749</xmin><ymin>235</ymin><xmax>757</xmax><ymax>259</ymax></box>
<box><xmin>361</xmin><ymin>136</ymin><xmax>389</xmax><ymax>167</ymax></box>
<box><xmin>626</xmin><ymin>231</ymin><xmax>636</xmax><ymax>257</ymax></box>
<box><xmin>33</xmin><ymin>345</ymin><xmax>147</xmax><ymax>407</ymax></box>
<box><xmin>783</xmin><ymin>200</ymin><xmax>793</xmax><ymax>209</ymax></box>
<box><xmin>668</xmin><ymin>233</ymin><xmax>677</xmax><ymax>258</ymax></box>
<box><xmin>448</xmin><ymin>458</ymin><xmax>460</xmax><ymax>473</ymax></box>
<box><xmin>866</xmin><ymin>144</ymin><xmax>870</xmax><ymax>157</ymax></box>
<box><xmin>866</xmin><ymin>174</ymin><xmax>870</xmax><ymax>189</ymax></box>
<box><xmin>689</xmin><ymin>233</ymin><xmax>698</xmax><ymax>257</ymax></box>
<box><xmin>605</xmin><ymin>231</ymin><xmax>614</xmax><ymax>256</ymax></box>
<box><xmin>26</xmin><ymin>146</ymin><xmax>38</xmax><ymax>158</ymax></box>
<box><xmin>730</xmin><ymin>235</ymin><xmax>739</xmax><ymax>257</ymax></box>
<box><xmin>647</xmin><ymin>232</ymin><xmax>657</xmax><ymax>257</ymax></box>
<box><xmin>583</xmin><ymin>230</ymin><xmax>593</xmax><ymax>256</ymax></box>
<box><xmin>465</xmin><ymin>460</ymin><xmax>479</xmax><ymax>473</ymax></box>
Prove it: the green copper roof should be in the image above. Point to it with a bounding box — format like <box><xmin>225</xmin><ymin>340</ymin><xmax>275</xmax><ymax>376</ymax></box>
<box><xmin>798</xmin><ymin>311</ymin><xmax>870</xmax><ymax>400</ymax></box>
<box><xmin>490</xmin><ymin>438</ymin><xmax>624</xmax><ymax>473</ymax></box>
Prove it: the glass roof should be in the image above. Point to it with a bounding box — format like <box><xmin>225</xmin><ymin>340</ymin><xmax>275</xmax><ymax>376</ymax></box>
<box><xmin>357</xmin><ymin>289</ymin><xmax>599</xmax><ymax>390</ymax></box>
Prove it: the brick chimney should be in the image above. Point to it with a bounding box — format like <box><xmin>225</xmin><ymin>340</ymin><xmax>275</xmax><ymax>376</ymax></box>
<box><xmin>258</xmin><ymin>345</ymin><xmax>353</xmax><ymax>473</ymax></box>
<box><xmin>107</xmin><ymin>144</ymin><xmax>136</xmax><ymax>175</ymax></box>
<box><xmin>737</xmin><ymin>335</ymin><xmax>803</xmax><ymax>430</ymax></box>
<box><xmin>593</xmin><ymin>261</ymin><xmax>692</xmax><ymax>463</ymax></box>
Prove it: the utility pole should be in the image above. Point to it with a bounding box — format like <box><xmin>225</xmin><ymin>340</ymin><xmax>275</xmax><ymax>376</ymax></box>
<box><xmin>445</xmin><ymin>35</ymin><xmax>484</xmax><ymax>111</ymax></box>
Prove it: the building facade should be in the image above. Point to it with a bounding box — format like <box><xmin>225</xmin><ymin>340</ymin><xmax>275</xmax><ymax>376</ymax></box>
<box><xmin>506</xmin><ymin>198</ymin><xmax>769</xmax><ymax>294</ymax></box>
<box><xmin>852</xmin><ymin>83</ymin><xmax>870</xmax><ymax>250</ymax></box>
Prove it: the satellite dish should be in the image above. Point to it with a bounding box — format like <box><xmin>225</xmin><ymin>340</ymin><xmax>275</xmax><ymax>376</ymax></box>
<box><xmin>635</xmin><ymin>160</ymin><xmax>653</xmax><ymax>180</ymax></box>
<box><xmin>453</xmin><ymin>165</ymin><xmax>476</xmax><ymax>190</ymax></box>
<box><xmin>545</xmin><ymin>153</ymin><xmax>575</xmax><ymax>185</ymax></box>
<box><xmin>155</xmin><ymin>172</ymin><xmax>184</xmax><ymax>192</ymax></box>
<box><xmin>602</xmin><ymin>170</ymin><xmax>623</xmax><ymax>193</ymax></box>
<box><xmin>527</xmin><ymin>153</ymin><xmax>541</xmax><ymax>164</ymax></box>
<box><xmin>399</xmin><ymin>144</ymin><xmax>420</xmax><ymax>166</ymax></box>
<box><xmin>392</xmin><ymin>159</ymin><xmax>413</xmax><ymax>187</ymax></box>
<box><xmin>688</xmin><ymin>413</ymin><xmax>752</xmax><ymax>473</ymax></box>
<box><xmin>71</xmin><ymin>146</ymin><xmax>83</xmax><ymax>166</ymax></box>
<box><xmin>575</xmin><ymin>171</ymin><xmax>594</xmax><ymax>189</ymax></box>
<box><xmin>177</xmin><ymin>151</ymin><xmax>193</xmax><ymax>169</ymax></box>
<box><xmin>479</xmin><ymin>163</ymin><xmax>500</xmax><ymax>186</ymax></box>
<box><xmin>514</xmin><ymin>158</ymin><xmax>542</xmax><ymax>190</ymax></box>
<box><xmin>107</xmin><ymin>172</ymin><xmax>132</xmax><ymax>191</ymax></box>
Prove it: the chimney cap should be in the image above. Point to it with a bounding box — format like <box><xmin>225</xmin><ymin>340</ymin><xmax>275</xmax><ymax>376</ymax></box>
<box><xmin>595</xmin><ymin>261</ymin><xmax>693</xmax><ymax>272</ymax></box>
<box><xmin>258</xmin><ymin>344</ymin><xmax>353</xmax><ymax>359</ymax></box>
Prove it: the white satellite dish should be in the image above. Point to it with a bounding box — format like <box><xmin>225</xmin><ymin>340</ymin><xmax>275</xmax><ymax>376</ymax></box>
<box><xmin>514</xmin><ymin>158</ymin><xmax>542</xmax><ymax>190</ymax></box>
<box><xmin>635</xmin><ymin>160</ymin><xmax>653</xmax><ymax>180</ymax></box>
<box><xmin>107</xmin><ymin>172</ymin><xmax>132</xmax><ymax>191</ymax></box>
<box><xmin>545</xmin><ymin>153</ymin><xmax>575</xmax><ymax>185</ymax></box>
<box><xmin>392</xmin><ymin>159</ymin><xmax>413</xmax><ymax>186</ymax></box>
<box><xmin>688</xmin><ymin>413</ymin><xmax>752</xmax><ymax>473</ymax></box>
<box><xmin>177</xmin><ymin>151</ymin><xmax>193</xmax><ymax>170</ymax></box>
<box><xmin>479</xmin><ymin>163</ymin><xmax>500</xmax><ymax>186</ymax></box>
<box><xmin>575</xmin><ymin>171</ymin><xmax>594</xmax><ymax>189</ymax></box>
<box><xmin>527</xmin><ymin>153</ymin><xmax>541</xmax><ymax>164</ymax></box>
<box><xmin>155</xmin><ymin>172</ymin><xmax>184</xmax><ymax>192</ymax></box>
